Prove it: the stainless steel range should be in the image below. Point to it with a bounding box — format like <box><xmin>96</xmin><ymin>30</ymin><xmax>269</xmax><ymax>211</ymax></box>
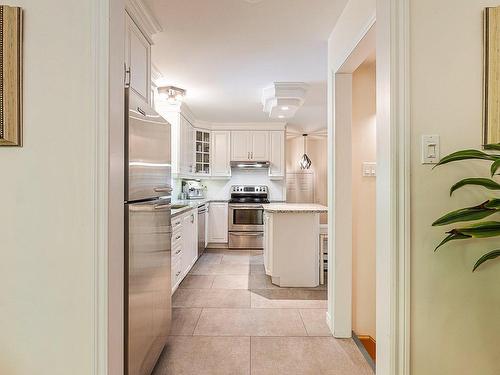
<box><xmin>228</xmin><ymin>185</ymin><xmax>269</xmax><ymax>249</ymax></box>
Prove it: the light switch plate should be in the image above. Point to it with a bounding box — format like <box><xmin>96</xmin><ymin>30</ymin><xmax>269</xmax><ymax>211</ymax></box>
<box><xmin>422</xmin><ymin>135</ymin><xmax>440</xmax><ymax>164</ymax></box>
<box><xmin>362</xmin><ymin>162</ymin><xmax>377</xmax><ymax>177</ymax></box>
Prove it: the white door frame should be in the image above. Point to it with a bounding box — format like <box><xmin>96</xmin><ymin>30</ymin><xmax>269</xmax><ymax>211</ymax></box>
<box><xmin>91</xmin><ymin>0</ymin><xmax>110</xmax><ymax>372</ymax></box>
<box><xmin>327</xmin><ymin>0</ymin><xmax>410</xmax><ymax>374</ymax></box>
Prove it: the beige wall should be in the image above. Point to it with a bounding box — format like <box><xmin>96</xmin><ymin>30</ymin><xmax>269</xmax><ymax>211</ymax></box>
<box><xmin>411</xmin><ymin>1</ymin><xmax>500</xmax><ymax>374</ymax></box>
<box><xmin>351</xmin><ymin>59</ymin><xmax>376</xmax><ymax>338</ymax></box>
<box><xmin>286</xmin><ymin>135</ymin><xmax>328</xmax><ymax>223</ymax></box>
<box><xmin>0</xmin><ymin>1</ymin><xmax>98</xmax><ymax>374</ymax></box>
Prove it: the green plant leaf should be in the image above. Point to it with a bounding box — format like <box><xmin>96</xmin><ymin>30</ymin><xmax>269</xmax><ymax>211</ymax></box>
<box><xmin>491</xmin><ymin>159</ymin><xmax>500</xmax><ymax>176</ymax></box>
<box><xmin>432</xmin><ymin>201</ymin><xmax>497</xmax><ymax>226</ymax></box>
<box><xmin>472</xmin><ymin>249</ymin><xmax>500</xmax><ymax>272</ymax></box>
<box><xmin>484</xmin><ymin>143</ymin><xmax>500</xmax><ymax>151</ymax></box>
<box><xmin>435</xmin><ymin>232</ymin><xmax>471</xmax><ymax>251</ymax></box>
<box><xmin>450</xmin><ymin>178</ymin><xmax>500</xmax><ymax>195</ymax></box>
<box><xmin>485</xmin><ymin>199</ymin><xmax>500</xmax><ymax>209</ymax></box>
<box><xmin>457</xmin><ymin>221</ymin><xmax>500</xmax><ymax>238</ymax></box>
<box><xmin>434</xmin><ymin>149</ymin><xmax>497</xmax><ymax>169</ymax></box>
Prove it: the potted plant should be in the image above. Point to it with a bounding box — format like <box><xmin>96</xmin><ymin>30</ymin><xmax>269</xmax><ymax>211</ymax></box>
<box><xmin>433</xmin><ymin>143</ymin><xmax>500</xmax><ymax>271</ymax></box>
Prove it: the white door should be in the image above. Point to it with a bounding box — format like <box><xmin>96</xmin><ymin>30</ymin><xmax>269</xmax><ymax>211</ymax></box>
<box><xmin>269</xmin><ymin>131</ymin><xmax>285</xmax><ymax>177</ymax></box>
<box><xmin>251</xmin><ymin>131</ymin><xmax>269</xmax><ymax>161</ymax></box>
<box><xmin>231</xmin><ymin>131</ymin><xmax>251</xmax><ymax>161</ymax></box>
<box><xmin>208</xmin><ymin>203</ymin><xmax>228</xmax><ymax>243</ymax></box>
<box><xmin>126</xmin><ymin>15</ymin><xmax>151</xmax><ymax>103</ymax></box>
<box><xmin>211</xmin><ymin>131</ymin><xmax>231</xmax><ymax>176</ymax></box>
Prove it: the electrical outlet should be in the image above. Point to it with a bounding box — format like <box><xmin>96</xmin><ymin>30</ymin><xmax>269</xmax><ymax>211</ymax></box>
<box><xmin>362</xmin><ymin>162</ymin><xmax>377</xmax><ymax>177</ymax></box>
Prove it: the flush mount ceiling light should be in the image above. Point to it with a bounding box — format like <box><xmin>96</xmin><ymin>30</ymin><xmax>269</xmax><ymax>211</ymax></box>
<box><xmin>158</xmin><ymin>86</ymin><xmax>186</xmax><ymax>105</ymax></box>
<box><xmin>262</xmin><ymin>82</ymin><xmax>309</xmax><ymax>120</ymax></box>
<box><xmin>299</xmin><ymin>134</ymin><xmax>312</xmax><ymax>169</ymax></box>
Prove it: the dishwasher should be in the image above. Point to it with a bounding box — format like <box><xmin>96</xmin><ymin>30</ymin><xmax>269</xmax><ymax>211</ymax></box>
<box><xmin>197</xmin><ymin>204</ymin><xmax>207</xmax><ymax>256</ymax></box>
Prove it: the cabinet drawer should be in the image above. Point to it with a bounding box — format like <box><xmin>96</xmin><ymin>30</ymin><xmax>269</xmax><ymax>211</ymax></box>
<box><xmin>172</xmin><ymin>243</ymin><xmax>182</xmax><ymax>265</ymax></box>
<box><xmin>172</xmin><ymin>257</ymin><xmax>183</xmax><ymax>288</ymax></box>
<box><xmin>172</xmin><ymin>230</ymin><xmax>183</xmax><ymax>248</ymax></box>
<box><xmin>172</xmin><ymin>217</ymin><xmax>183</xmax><ymax>232</ymax></box>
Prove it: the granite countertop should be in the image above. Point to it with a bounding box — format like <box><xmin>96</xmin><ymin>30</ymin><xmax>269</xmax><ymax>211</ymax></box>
<box><xmin>263</xmin><ymin>203</ymin><xmax>328</xmax><ymax>213</ymax></box>
<box><xmin>171</xmin><ymin>199</ymin><xmax>228</xmax><ymax>217</ymax></box>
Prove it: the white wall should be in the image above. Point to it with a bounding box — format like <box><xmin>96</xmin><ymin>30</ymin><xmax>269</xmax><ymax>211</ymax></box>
<box><xmin>351</xmin><ymin>59</ymin><xmax>376</xmax><ymax>339</ymax></box>
<box><xmin>0</xmin><ymin>1</ymin><xmax>100</xmax><ymax>374</ymax></box>
<box><xmin>410</xmin><ymin>1</ymin><xmax>500</xmax><ymax>374</ymax></box>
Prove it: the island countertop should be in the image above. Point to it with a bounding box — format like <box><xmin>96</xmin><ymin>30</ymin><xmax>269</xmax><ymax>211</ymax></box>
<box><xmin>263</xmin><ymin>203</ymin><xmax>328</xmax><ymax>213</ymax></box>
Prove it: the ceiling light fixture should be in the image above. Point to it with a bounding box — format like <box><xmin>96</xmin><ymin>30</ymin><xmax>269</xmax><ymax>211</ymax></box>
<box><xmin>299</xmin><ymin>134</ymin><xmax>312</xmax><ymax>169</ymax></box>
<box><xmin>158</xmin><ymin>86</ymin><xmax>186</xmax><ymax>105</ymax></box>
<box><xmin>262</xmin><ymin>82</ymin><xmax>309</xmax><ymax>120</ymax></box>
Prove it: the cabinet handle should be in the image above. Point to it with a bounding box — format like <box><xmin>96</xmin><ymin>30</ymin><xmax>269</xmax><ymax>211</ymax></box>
<box><xmin>175</xmin><ymin>235</ymin><xmax>181</xmax><ymax>240</ymax></box>
<box><xmin>176</xmin><ymin>271</ymin><xmax>181</xmax><ymax>277</ymax></box>
<box><xmin>251</xmin><ymin>152</ymin><xmax>253</xmax><ymax>159</ymax></box>
<box><xmin>191</xmin><ymin>214</ymin><xmax>194</xmax><ymax>223</ymax></box>
<box><xmin>175</xmin><ymin>249</ymin><xmax>181</xmax><ymax>255</ymax></box>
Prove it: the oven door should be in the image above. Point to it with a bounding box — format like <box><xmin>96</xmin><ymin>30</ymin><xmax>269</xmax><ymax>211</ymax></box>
<box><xmin>228</xmin><ymin>204</ymin><xmax>264</xmax><ymax>232</ymax></box>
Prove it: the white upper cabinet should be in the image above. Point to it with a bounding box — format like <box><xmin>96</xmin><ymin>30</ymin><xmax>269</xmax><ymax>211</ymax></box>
<box><xmin>211</xmin><ymin>131</ymin><xmax>231</xmax><ymax>177</ymax></box>
<box><xmin>125</xmin><ymin>13</ymin><xmax>151</xmax><ymax>104</ymax></box>
<box><xmin>231</xmin><ymin>131</ymin><xmax>252</xmax><ymax>161</ymax></box>
<box><xmin>231</xmin><ymin>131</ymin><xmax>269</xmax><ymax>161</ymax></box>
<box><xmin>160</xmin><ymin>109</ymin><xmax>195</xmax><ymax>178</ymax></box>
<box><xmin>251</xmin><ymin>131</ymin><xmax>270</xmax><ymax>161</ymax></box>
<box><xmin>269</xmin><ymin>131</ymin><xmax>285</xmax><ymax>178</ymax></box>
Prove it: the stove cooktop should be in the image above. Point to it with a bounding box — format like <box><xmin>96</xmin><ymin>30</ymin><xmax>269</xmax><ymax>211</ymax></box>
<box><xmin>229</xmin><ymin>198</ymin><xmax>270</xmax><ymax>204</ymax></box>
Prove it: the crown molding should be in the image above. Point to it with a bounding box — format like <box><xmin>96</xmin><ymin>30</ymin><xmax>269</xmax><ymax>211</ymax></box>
<box><xmin>125</xmin><ymin>0</ymin><xmax>162</xmax><ymax>44</ymax></box>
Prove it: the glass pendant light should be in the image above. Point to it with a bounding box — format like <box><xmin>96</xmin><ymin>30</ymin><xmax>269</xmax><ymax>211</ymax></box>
<box><xmin>299</xmin><ymin>134</ymin><xmax>312</xmax><ymax>169</ymax></box>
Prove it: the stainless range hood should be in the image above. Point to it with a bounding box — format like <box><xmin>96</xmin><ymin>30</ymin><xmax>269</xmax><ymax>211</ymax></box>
<box><xmin>231</xmin><ymin>161</ymin><xmax>270</xmax><ymax>169</ymax></box>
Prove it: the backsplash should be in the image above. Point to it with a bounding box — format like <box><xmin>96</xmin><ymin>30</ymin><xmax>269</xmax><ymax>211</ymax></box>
<box><xmin>172</xmin><ymin>169</ymin><xmax>286</xmax><ymax>201</ymax></box>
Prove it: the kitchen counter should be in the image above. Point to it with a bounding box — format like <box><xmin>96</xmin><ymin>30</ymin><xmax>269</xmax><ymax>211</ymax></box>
<box><xmin>263</xmin><ymin>203</ymin><xmax>328</xmax><ymax>213</ymax></box>
<box><xmin>171</xmin><ymin>199</ymin><xmax>227</xmax><ymax>218</ymax></box>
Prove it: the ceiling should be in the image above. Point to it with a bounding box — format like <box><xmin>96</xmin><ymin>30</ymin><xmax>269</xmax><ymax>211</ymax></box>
<box><xmin>146</xmin><ymin>0</ymin><xmax>348</xmax><ymax>132</ymax></box>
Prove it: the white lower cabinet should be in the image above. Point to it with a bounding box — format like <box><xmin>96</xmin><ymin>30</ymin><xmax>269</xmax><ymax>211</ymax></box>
<box><xmin>171</xmin><ymin>209</ymin><xmax>198</xmax><ymax>294</ymax></box>
<box><xmin>208</xmin><ymin>202</ymin><xmax>228</xmax><ymax>243</ymax></box>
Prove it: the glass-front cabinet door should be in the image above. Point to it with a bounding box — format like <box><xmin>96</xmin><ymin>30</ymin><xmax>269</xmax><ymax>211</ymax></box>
<box><xmin>195</xmin><ymin>130</ymin><xmax>210</xmax><ymax>175</ymax></box>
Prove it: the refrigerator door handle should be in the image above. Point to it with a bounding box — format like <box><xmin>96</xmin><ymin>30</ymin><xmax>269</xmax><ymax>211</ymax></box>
<box><xmin>154</xmin><ymin>187</ymin><xmax>173</xmax><ymax>193</ymax></box>
<box><xmin>154</xmin><ymin>204</ymin><xmax>171</xmax><ymax>210</ymax></box>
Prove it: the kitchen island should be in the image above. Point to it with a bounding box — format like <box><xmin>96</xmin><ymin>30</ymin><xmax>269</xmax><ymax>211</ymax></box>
<box><xmin>263</xmin><ymin>203</ymin><xmax>328</xmax><ymax>287</ymax></box>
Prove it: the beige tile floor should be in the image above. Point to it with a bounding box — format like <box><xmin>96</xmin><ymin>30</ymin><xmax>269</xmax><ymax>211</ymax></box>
<box><xmin>153</xmin><ymin>249</ymin><xmax>373</xmax><ymax>375</ymax></box>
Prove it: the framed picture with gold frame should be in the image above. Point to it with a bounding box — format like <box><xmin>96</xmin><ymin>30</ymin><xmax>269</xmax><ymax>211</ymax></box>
<box><xmin>484</xmin><ymin>6</ymin><xmax>500</xmax><ymax>145</ymax></box>
<box><xmin>0</xmin><ymin>5</ymin><xmax>22</xmax><ymax>147</ymax></box>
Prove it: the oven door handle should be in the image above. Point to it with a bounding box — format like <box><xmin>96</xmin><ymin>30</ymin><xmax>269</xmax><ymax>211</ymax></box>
<box><xmin>230</xmin><ymin>232</ymin><xmax>264</xmax><ymax>236</ymax></box>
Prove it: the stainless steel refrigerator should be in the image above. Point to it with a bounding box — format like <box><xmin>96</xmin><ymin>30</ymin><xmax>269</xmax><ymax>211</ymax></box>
<box><xmin>125</xmin><ymin>89</ymin><xmax>172</xmax><ymax>375</ymax></box>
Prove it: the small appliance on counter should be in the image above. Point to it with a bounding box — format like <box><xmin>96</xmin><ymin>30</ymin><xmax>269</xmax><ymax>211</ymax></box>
<box><xmin>181</xmin><ymin>179</ymin><xmax>207</xmax><ymax>200</ymax></box>
<box><xmin>228</xmin><ymin>185</ymin><xmax>269</xmax><ymax>249</ymax></box>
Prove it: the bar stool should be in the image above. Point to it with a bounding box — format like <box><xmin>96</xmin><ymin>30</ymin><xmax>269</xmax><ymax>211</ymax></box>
<box><xmin>319</xmin><ymin>225</ymin><xmax>328</xmax><ymax>285</ymax></box>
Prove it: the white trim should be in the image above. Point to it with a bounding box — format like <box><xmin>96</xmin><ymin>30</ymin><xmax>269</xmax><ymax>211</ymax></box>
<box><xmin>327</xmin><ymin>0</ymin><xmax>410</xmax><ymax>373</ymax></box>
<box><xmin>125</xmin><ymin>0</ymin><xmax>162</xmax><ymax>44</ymax></box>
<box><xmin>91</xmin><ymin>0</ymin><xmax>109</xmax><ymax>374</ymax></box>
<box><xmin>330</xmin><ymin>73</ymin><xmax>353</xmax><ymax>338</ymax></box>
<box><xmin>376</xmin><ymin>0</ymin><xmax>411</xmax><ymax>374</ymax></box>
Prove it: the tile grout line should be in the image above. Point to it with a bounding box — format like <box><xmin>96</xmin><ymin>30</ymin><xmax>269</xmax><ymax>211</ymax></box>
<box><xmin>298</xmin><ymin>309</ymin><xmax>310</xmax><ymax>336</ymax></box>
<box><xmin>191</xmin><ymin>307</ymin><xmax>204</xmax><ymax>336</ymax></box>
